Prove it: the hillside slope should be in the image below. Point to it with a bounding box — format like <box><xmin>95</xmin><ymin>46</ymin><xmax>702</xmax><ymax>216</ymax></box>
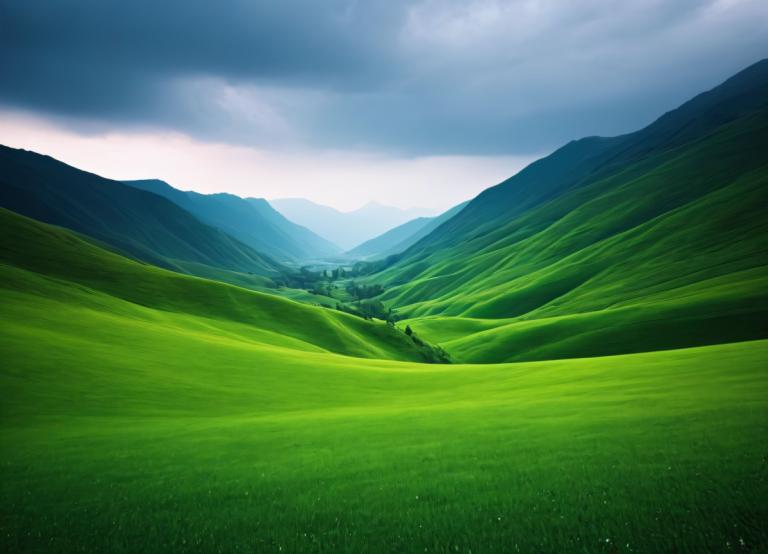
<box><xmin>347</xmin><ymin>201</ymin><xmax>469</xmax><ymax>261</ymax></box>
<box><xmin>0</xmin><ymin>146</ymin><xmax>283</xmax><ymax>283</ymax></box>
<box><xmin>0</xmin><ymin>208</ymin><xmax>437</xmax><ymax>362</ymax></box>
<box><xmin>375</xmin><ymin>59</ymin><xmax>768</xmax><ymax>362</ymax></box>
<box><xmin>395</xmin><ymin>59</ymin><xmax>768</xmax><ymax>259</ymax></box>
<box><xmin>125</xmin><ymin>179</ymin><xmax>341</xmax><ymax>262</ymax></box>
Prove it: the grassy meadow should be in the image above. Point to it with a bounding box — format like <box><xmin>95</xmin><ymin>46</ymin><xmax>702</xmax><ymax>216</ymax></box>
<box><xmin>3</xmin><ymin>309</ymin><xmax>767</xmax><ymax>551</ymax></box>
<box><xmin>1</xmin><ymin>208</ymin><xmax>767</xmax><ymax>552</ymax></box>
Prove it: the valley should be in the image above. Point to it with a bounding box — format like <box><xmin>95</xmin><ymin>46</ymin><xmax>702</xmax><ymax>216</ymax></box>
<box><xmin>1</xmin><ymin>59</ymin><xmax>767</xmax><ymax>552</ymax></box>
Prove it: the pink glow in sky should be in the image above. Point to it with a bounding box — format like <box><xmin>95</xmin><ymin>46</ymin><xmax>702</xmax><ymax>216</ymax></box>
<box><xmin>0</xmin><ymin>111</ymin><xmax>536</xmax><ymax>212</ymax></box>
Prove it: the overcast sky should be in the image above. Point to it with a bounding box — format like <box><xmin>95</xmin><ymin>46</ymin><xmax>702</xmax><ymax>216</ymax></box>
<box><xmin>1</xmin><ymin>0</ymin><xmax>766</xmax><ymax>210</ymax></box>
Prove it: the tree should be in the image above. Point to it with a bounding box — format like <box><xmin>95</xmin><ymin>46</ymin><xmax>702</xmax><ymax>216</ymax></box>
<box><xmin>405</xmin><ymin>325</ymin><xmax>413</xmax><ymax>336</ymax></box>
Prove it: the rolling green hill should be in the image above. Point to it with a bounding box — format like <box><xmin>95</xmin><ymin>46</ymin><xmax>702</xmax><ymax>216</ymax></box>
<box><xmin>346</xmin><ymin>201</ymin><xmax>469</xmax><ymax>261</ymax></box>
<box><xmin>125</xmin><ymin>179</ymin><xmax>341</xmax><ymax>262</ymax></box>
<box><xmin>0</xmin><ymin>208</ymin><xmax>438</xmax><ymax>362</ymax></box>
<box><xmin>0</xmin><ymin>146</ymin><xmax>283</xmax><ymax>284</ymax></box>
<box><xmin>373</xmin><ymin>59</ymin><xmax>768</xmax><ymax>363</ymax></box>
<box><xmin>2</xmin><ymin>208</ymin><xmax>767</xmax><ymax>552</ymax></box>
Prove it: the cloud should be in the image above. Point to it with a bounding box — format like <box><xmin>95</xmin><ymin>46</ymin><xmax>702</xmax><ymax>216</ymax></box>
<box><xmin>1</xmin><ymin>0</ymin><xmax>767</xmax><ymax>155</ymax></box>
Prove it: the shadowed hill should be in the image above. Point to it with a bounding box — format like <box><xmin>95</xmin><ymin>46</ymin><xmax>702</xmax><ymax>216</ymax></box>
<box><xmin>0</xmin><ymin>146</ymin><xmax>283</xmax><ymax>284</ymax></box>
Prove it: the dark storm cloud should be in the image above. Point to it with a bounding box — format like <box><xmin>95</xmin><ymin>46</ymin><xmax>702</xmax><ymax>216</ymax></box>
<box><xmin>0</xmin><ymin>0</ymin><xmax>404</xmax><ymax>140</ymax></box>
<box><xmin>2</xmin><ymin>0</ymin><xmax>767</xmax><ymax>154</ymax></box>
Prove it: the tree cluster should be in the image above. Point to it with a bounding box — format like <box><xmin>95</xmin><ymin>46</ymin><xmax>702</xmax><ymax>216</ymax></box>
<box><xmin>346</xmin><ymin>281</ymin><xmax>384</xmax><ymax>300</ymax></box>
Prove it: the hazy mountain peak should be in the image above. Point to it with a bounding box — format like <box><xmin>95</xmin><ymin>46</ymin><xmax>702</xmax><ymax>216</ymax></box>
<box><xmin>122</xmin><ymin>180</ymin><xmax>341</xmax><ymax>261</ymax></box>
<box><xmin>270</xmin><ymin>197</ymin><xmax>438</xmax><ymax>250</ymax></box>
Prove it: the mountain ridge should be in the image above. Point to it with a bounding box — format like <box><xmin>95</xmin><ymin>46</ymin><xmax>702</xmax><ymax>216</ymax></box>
<box><xmin>125</xmin><ymin>179</ymin><xmax>341</xmax><ymax>262</ymax></box>
<box><xmin>0</xmin><ymin>145</ymin><xmax>284</xmax><ymax>285</ymax></box>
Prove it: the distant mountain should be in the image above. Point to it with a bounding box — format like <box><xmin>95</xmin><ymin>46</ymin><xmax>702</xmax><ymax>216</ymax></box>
<box><xmin>125</xmin><ymin>179</ymin><xmax>341</xmax><ymax>262</ymax></box>
<box><xmin>347</xmin><ymin>201</ymin><xmax>469</xmax><ymax>261</ymax></box>
<box><xmin>268</xmin><ymin>198</ymin><xmax>435</xmax><ymax>250</ymax></box>
<box><xmin>346</xmin><ymin>218</ymin><xmax>432</xmax><ymax>260</ymax></box>
<box><xmin>0</xmin><ymin>146</ymin><xmax>283</xmax><ymax>284</ymax></box>
<box><xmin>373</xmin><ymin>58</ymin><xmax>768</xmax><ymax>363</ymax></box>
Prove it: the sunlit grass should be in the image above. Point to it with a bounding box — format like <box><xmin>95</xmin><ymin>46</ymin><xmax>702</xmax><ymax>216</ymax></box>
<box><xmin>3</xmin><ymin>299</ymin><xmax>767</xmax><ymax>552</ymax></box>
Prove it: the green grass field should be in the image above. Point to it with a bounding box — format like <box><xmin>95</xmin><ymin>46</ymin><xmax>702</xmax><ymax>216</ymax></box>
<box><xmin>2</xmin><ymin>209</ymin><xmax>768</xmax><ymax>552</ymax></box>
<box><xmin>3</xmin><ymin>307</ymin><xmax>767</xmax><ymax>552</ymax></box>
